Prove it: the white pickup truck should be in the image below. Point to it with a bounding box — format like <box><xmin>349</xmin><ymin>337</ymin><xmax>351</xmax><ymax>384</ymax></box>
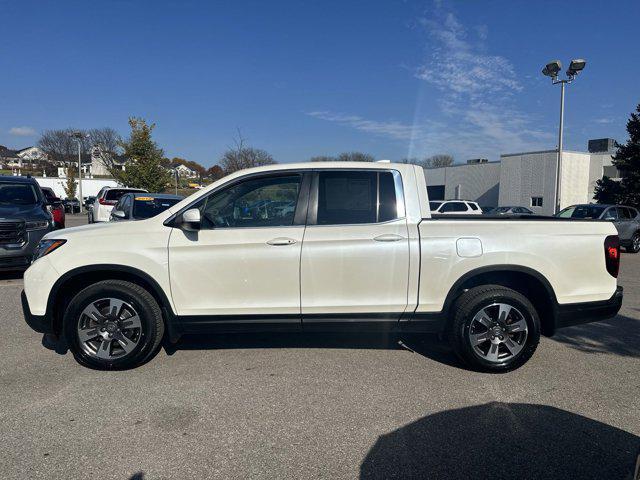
<box><xmin>22</xmin><ymin>162</ymin><xmax>623</xmax><ymax>372</ymax></box>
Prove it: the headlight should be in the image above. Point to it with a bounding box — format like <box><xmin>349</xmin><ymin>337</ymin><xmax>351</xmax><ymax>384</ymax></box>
<box><xmin>26</xmin><ymin>220</ymin><xmax>50</xmax><ymax>231</ymax></box>
<box><xmin>33</xmin><ymin>239</ymin><xmax>66</xmax><ymax>261</ymax></box>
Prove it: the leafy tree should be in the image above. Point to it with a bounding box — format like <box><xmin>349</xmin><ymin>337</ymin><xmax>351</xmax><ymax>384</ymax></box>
<box><xmin>594</xmin><ymin>176</ymin><xmax>624</xmax><ymax>204</ymax></box>
<box><xmin>206</xmin><ymin>164</ymin><xmax>224</xmax><ymax>181</ymax></box>
<box><xmin>595</xmin><ymin>104</ymin><xmax>640</xmax><ymax>208</ymax></box>
<box><xmin>118</xmin><ymin>118</ymin><xmax>171</xmax><ymax>192</ymax></box>
<box><xmin>63</xmin><ymin>167</ymin><xmax>77</xmax><ymax>199</ymax></box>
<box><xmin>422</xmin><ymin>154</ymin><xmax>454</xmax><ymax>168</ymax></box>
<box><xmin>219</xmin><ymin>131</ymin><xmax>276</xmax><ymax>174</ymax></box>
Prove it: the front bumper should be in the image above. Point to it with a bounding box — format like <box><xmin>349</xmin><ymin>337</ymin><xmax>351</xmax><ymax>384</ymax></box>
<box><xmin>0</xmin><ymin>228</ymin><xmax>50</xmax><ymax>270</ymax></box>
<box><xmin>21</xmin><ymin>290</ymin><xmax>53</xmax><ymax>334</ymax></box>
<box><xmin>555</xmin><ymin>286</ymin><xmax>623</xmax><ymax>329</ymax></box>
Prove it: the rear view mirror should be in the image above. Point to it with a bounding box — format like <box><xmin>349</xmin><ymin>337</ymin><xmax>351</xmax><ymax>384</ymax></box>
<box><xmin>179</xmin><ymin>208</ymin><xmax>201</xmax><ymax>231</ymax></box>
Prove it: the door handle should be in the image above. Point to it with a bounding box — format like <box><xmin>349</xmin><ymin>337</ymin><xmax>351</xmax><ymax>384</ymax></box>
<box><xmin>267</xmin><ymin>237</ymin><xmax>297</xmax><ymax>246</ymax></box>
<box><xmin>373</xmin><ymin>234</ymin><xmax>405</xmax><ymax>242</ymax></box>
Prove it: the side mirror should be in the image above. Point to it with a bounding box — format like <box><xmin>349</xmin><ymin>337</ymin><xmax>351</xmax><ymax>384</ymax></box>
<box><xmin>179</xmin><ymin>208</ymin><xmax>201</xmax><ymax>231</ymax></box>
<box><xmin>111</xmin><ymin>210</ymin><xmax>126</xmax><ymax>219</ymax></box>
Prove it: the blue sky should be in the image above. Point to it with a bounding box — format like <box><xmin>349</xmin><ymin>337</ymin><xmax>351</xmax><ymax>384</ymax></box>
<box><xmin>1</xmin><ymin>0</ymin><xmax>637</xmax><ymax>166</ymax></box>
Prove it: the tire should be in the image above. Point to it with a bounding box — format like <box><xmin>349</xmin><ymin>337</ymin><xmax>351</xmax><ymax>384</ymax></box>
<box><xmin>64</xmin><ymin>280</ymin><xmax>165</xmax><ymax>370</ymax></box>
<box><xmin>88</xmin><ymin>211</ymin><xmax>93</xmax><ymax>224</ymax></box>
<box><xmin>448</xmin><ymin>285</ymin><xmax>540</xmax><ymax>373</ymax></box>
<box><xmin>627</xmin><ymin>232</ymin><xmax>640</xmax><ymax>253</ymax></box>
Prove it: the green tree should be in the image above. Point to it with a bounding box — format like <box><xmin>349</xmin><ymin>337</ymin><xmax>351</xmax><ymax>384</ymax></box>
<box><xmin>118</xmin><ymin>118</ymin><xmax>171</xmax><ymax>192</ymax></box>
<box><xmin>595</xmin><ymin>104</ymin><xmax>640</xmax><ymax>207</ymax></box>
<box><xmin>63</xmin><ymin>167</ymin><xmax>77</xmax><ymax>199</ymax></box>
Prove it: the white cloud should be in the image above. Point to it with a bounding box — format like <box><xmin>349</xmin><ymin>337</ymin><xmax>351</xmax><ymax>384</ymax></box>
<box><xmin>594</xmin><ymin>117</ymin><xmax>613</xmax><ymax>124</ymax></box>
<box><xmin>9</xmin><ymin>126</ymin><xmax>36</xmax><ymax>136</ymax></box>
<box><xmin>307</xmin><ymin>4</ymin><xmax>553</xmax><ymax>161</ymax></box>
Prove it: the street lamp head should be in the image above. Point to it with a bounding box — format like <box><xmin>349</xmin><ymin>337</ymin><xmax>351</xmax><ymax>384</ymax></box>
<box><xmin>542</xmin><ymin>60</ymin><xmax>562</xmax><ymax>78</ymax></box>
<box><xmin>567</xmin><ymin>58</ymin><xmax>586</xmax><ymax>76</ymax></box>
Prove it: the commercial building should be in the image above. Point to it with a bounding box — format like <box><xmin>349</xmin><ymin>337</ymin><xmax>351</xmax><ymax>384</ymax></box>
<box><xmin>424</xmin><ymin>138</ymin><xmax>617</xmax><ymax>216</ymax></box>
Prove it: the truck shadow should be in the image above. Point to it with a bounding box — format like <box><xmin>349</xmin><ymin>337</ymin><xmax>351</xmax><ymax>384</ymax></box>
<box><xmin>165</xmin><ymin>332</ymin><xmax>463</xmax><ymax>369</ymax></box>
<box><xmin>360</xmin><ymin>402</ymin><xmax>640</xmax><ymax>480</ymax></box>
<box><xmin>551</xmin><ymin>314</ymin><xmax>640</xmax><ymax>358</ymax></box>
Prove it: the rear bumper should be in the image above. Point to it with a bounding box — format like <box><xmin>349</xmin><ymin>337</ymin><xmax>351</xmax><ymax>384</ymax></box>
<box><xmin>21</xmin><ymin>290</ymin><xmax>53</xmax><ymax>334</ymax></box>
<box><xmin>555</xmin><ymin>286</ymin><xmax>623</xmax><ymax>329</ymax></box>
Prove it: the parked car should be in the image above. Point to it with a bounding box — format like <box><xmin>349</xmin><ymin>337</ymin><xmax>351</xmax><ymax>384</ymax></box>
<box><xmin>0</xmin><ymin>175</ymin><xmax>53</xmax><ymax>270</ymax></box>
<box><xmin>556</xmin><ymin>204</ymin><xmax>640</xmax><ymax>253</ymax></box>
<box><xmin>110</xmin><ymin>193</ymin><xmax>183</xmax><ymax>222</ymax></box>
<box><xmin>430</xmin><ymin>200</ymin><xmax>483</xmax><ymax>215</ymax></box>
<box><xmin>63</xmin><ymin>198</ymin><xmax>80</xmax><ymax>214</ymax></box>
<box><xmin>23</xmin><ymin>162</ymin><xmax>622</xmax><ymax>372</ymax></box>
<box><xmin>89</xmin><ymin>187</ymin><xmax>147</xmax><ymax>223</ymax></box>
<box><xmin>491</xmin><ymin>206</ymin><xmax>534</xmax><ymax>216</ymax></box>
<box><xmin>40</xmin><ymin>187</ymin><xmax>66</xmax><ymax>229</ymax></box>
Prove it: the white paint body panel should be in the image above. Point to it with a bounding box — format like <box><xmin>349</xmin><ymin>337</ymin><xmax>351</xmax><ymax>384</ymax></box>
<box><xmin>23</xmin><ymin>161</ymin><xmax>619</xmax><ymax>321</ymax></box>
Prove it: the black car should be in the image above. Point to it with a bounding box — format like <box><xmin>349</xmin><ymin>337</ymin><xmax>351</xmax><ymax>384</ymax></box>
<box><xmin>0</xmin><ymin>176</ymin><xmax>53</xmax><ymax>270</ymax></box>
<box><xmin>63</xmin><ymin>197</ymin><xmax>81</xmax><ymax>214</ymax></box>
<box><xmin>110</xmin><ymin>193</ymin><xmax>183</xmax><ymax>221</ymax></box>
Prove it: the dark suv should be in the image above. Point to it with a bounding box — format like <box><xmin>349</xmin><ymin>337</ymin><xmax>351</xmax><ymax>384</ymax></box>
<box><xmin>0</xmin><ymin>176</ymin><xmax>53</xmax><ymax>270</ymax></box>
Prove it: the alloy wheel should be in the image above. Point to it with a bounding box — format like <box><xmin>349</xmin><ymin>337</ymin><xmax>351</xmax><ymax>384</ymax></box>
<box><xmin>468</xmin><ymin>302</ymin><xmax>528</xmax><ymax>363</ymax></box>
<box><xmin>77</xmin><ymin>298</ymin><xmax>142</xmax><ymax>360</ymax></box>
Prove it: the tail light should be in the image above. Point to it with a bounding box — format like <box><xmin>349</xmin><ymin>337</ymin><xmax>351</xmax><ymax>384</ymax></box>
<box><xmin>99</xmin><ymin>198</ymin><xmax>116</xmax><ymax>205</ymax></box>
<box><xmin>604</xmin><ymin>235</ymin><xmax>620</xmax><ymax>278</ymax></box>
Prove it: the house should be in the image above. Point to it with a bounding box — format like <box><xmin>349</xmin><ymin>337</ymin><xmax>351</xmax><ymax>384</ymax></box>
<box><xmin>89</xmin><ymin>146</ymin><xmax>126</xmax><ymax>176</ymax></box>
<box><xmin>174</xmin><ymin>163</ymin><xmax>199</xmax><ymax>178</ymax></box>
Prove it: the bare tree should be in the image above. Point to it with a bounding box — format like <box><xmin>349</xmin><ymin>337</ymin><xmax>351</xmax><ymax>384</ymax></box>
<box><xmin>219</xmin><ymin>130</ymin><xmax>276</xmax><ymax>174</ymax></box>
<box><xmin>422</xmin><ymin>154</ymin><xmax>454</xmax><ymax>168</ymax></box>
<box><xmin>336</xmin><ymin>152</ymin><xmax>375</xmax><ymax>162</ymax></box>
<box><xmin>37</xmin><ymin>129</ymin><xmax>80</xmax><ymax>166</ymax></box>
<box><xmin>310</xmin><ymin>152</ymin><xmax>375</xmax><ymax>162</ymax></box>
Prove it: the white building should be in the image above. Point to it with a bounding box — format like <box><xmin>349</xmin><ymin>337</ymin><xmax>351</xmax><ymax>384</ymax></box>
<box><xmin>424</xmin><ymin>138</ymin><xmax>617</xmax><ymax>216</ymax></box>
<box><xmin>174</xmin><ymin>163</ymin><xmax>198</xmax><ymax>178</ymax></box>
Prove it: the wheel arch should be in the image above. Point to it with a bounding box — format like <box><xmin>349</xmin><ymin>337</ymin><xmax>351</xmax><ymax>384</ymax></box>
<box><xmin>48</xmin><ymin>264</ymin><xmax>179</xmax><ymax>341</ymax></box>
<box><xmin>442</xmin><ymin>265</ymin><xmax>559</xmax><ymax>336</ymax></box>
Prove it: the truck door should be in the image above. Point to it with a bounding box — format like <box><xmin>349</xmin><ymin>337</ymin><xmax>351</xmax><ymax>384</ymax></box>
<box><xmin>168</xmin><ymin>171</ymin><xmax>310</xmax><ymax>322</ymax></box>
<box><xmin>300</xmin><ymin>169</ymin><xmax>410</xmax><ymax>322</ymax></box>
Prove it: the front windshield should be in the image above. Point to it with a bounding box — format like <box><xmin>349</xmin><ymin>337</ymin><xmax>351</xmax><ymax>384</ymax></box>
<box><xmin>0</xmin><ymin>183</ymin><xmax>38</xmax><ymax>205</ymax></box>
<box><xmin>557</xmin><ymin>205</ymin><xmax>606</xmax><ymax>219</ymax></box>
<box><xmin>133</xmin><ymin>197</ymin><xmax>181</xmax><ymax>219</ymax></box>
<box><xmin>494</xmin><ymin>207</ymin><xmax>511</xmax><ymax>213</ymax></box>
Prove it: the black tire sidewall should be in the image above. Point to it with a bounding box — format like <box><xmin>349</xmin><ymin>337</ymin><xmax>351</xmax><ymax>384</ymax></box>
<box><xmin>64</xmin><ymin>282</ymin><xmax>160</xmax><ymax>370</ymax></box>
<box><xmin>452</xmin><ymin>288</ymin><xmax>541</xmax><ymax>372</ymax></box>
<box><xmin>629</xmin><ymin>233</ymin><xmax>640</xmax><ymax>253</ymax></box>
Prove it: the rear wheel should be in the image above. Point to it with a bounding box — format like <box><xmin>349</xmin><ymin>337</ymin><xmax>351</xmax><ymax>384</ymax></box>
<box><xmin>449</xmin><ymin>285</ymin><xmax>540</xmax><ymax>372</ymax></box>
<box><xmin>64</xmin><ymin>280</ymin><xmax>164</xmax><ymax>370</ymax></box>
<box><xmin>627</xmin><ymin>232</ymin><xmax>640</xmax><ymax>253</ymax></box>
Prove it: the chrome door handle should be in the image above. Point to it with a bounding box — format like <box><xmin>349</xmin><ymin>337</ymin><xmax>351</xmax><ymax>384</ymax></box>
<box><xmin>267</xmin><ymin>237</ymin><xmax>297</xmax><ymax>246</ymax></box>
<box><xmin>373</xmin><ymin>234</ymin><xmax>405</xmax><ymax>242</ymax></box>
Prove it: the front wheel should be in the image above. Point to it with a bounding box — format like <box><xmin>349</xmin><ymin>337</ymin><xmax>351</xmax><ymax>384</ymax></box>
<box><xmin>627</xmin><ymin>232</ymin><xmax>640</xmax><ymax>253</ymax></box>
<box><xmin>448</xmin><ymin>285</ymin><xmax>540</xmax><ymax>372</ymax></box>
<box><xmin>64</xmin><ymin>280</ymin><xmax>165</xmax><ymax>370</ymax></box>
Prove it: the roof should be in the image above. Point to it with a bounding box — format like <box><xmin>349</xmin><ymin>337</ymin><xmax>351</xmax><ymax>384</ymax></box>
<box><xmin>0</xmin><ymin>175</ymin><xmax>38</xmax><ymax>184</ymax></box>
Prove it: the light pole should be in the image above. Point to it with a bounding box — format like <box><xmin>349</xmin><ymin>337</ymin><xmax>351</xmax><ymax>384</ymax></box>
<box><xmin>542</xmin><ymin>59</ymin><xmax>586</xmax><ymax>213</ymax></box>
<box><xmin>71</xmin><ymin>131</ymin><xmax>88</xmax><ymax>214</ymax></box>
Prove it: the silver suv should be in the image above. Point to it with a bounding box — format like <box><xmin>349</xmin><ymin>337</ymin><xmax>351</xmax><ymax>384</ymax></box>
<box><xmin>557</xmin><ymin>204</ymin><xmax>640</xmax><ymax>253</ymax></box>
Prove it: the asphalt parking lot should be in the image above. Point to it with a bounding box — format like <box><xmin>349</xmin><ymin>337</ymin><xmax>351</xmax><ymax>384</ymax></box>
<box><xmin>1</xmin><ymin>215</ymin><xmax>639</xmax><ymax>479</ymax></box>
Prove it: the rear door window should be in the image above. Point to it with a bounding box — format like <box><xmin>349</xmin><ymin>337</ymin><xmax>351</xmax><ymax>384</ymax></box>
<box><xmin>105</xmin><ymin>189</ymin><xmax>146</xmax><ymax>202</ymax></box>
<box><xmin>315</xmin><ymin>170</ymin><xmax>401</xmax><ymax>225</ymax></box>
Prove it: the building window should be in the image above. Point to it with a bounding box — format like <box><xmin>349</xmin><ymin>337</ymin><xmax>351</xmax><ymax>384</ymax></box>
<box><xmin>531</xmin><ymin>197</ymin><xmax>543</xmax><ymax>207</ymax></box>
